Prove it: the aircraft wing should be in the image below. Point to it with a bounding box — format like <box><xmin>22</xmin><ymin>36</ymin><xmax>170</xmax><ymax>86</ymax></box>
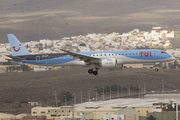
<box><xmin>60</xmin><ymin>49</ymin><xmax>101</xmax><ymax>63</ymax></box>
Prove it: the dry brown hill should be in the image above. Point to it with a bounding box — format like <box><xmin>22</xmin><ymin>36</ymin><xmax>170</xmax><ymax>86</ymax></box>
<box><xmin>0</xmin><ymin>0</ymin><xmax>180</xmax><ymax>43</ymax></box>
<box><xmin>0</xmin><ymin>67</ymin><xmax>180</xmax><ymax>114</ymax></box>
<box><xmin>0</xmin><ymin>67</ymin><xmax>180</xmax><ymax>103</ymax></box>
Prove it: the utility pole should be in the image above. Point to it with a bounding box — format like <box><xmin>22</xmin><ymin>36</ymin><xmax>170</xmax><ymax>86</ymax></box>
<box><xmin>102</xmin><ymin>87</ymin><xmax>104</xmax><ymax>101</ymax></box>
<box><xmin>109</xmin><ymin>85</ymin><xmax>111</xmax><ymax>99</ymax></box>
<box><xmin>80</xmin><ymin>92</ymin><xmax>82</xmax><ymax>103</ymax></box>
<box><xmin>172</xmin><ymin>102</ymin><xmax>178</xmax><ymax>120</ymax></box>
<box><xmin>64</xmin><ymin>95</ymin><xmax>66</xmax><ymax>106</ymax></box>
<box><xmin>58</xmin><ymin>89</ymin><xmax>60</xmax><ymax>105</ymax></box>
<box><xmin>73</xmin><ymin>93</ymin><xmax>76</xmax><ymax>105</ymax></box>
<box><xmin>139</xmin><ymin>85</ymin><xmax>140</xmax><ymax>98</ymax></box>
<box><xmin>144</xmin><ymin>81</ymin><xmax>146</xmax><ymax>94</ymax></box>
<box><xmin>95</xmin><ymin>88</ymin><xmax>97</xmax><ymax>102</ymax></box>
<box><xmin>117</xmin><ymin>84</ymin><xmax>119</xmax><ymax>97</ymax></box>
<box><xmin>55</xmin><ymin>90</ymin><xmax>58</xmax><ymax>107</ymax></box>
<box><xmin>162</xmin><ymin>80</ymin><xmax>164</xmax><ymax>93</ymax></box>
<box><xmin>141</xmin><ymin>88</ymin><xmax>144</xmax><ymax>98</ymax></box>
<box><xmin>128</xmin><ymin>83</ymin><xmax>130</xmax><ymax>95</ymax></box>
<box><xmin>88</xmin><ymin>90</ymin><xmax>90</xmax><ymax>102</ymax></box>
<box><xmin>72</xmin><ymin>94</ymin><xmax>74</xmax><ymax>120</ymax></box>
<box><xmin>176</xmin><ymin>102</ymin><xmax>178</xmax><ymax>120</ymax></box>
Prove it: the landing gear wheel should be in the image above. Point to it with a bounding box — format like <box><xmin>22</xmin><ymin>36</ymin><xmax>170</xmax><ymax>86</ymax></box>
<box><xmin>155</xmin><ymin>68</ymin><xmax>158</xmax><ymax>72</ymax></box>
<box><xmin>88</xmin><ymin>69</ymin><xmax>93</xmax><ymax>74</ymax></box>
<box><xmin>93</xmin><ymin>71</ymin><xmax>98</xmax><ymax>75</ymax></box>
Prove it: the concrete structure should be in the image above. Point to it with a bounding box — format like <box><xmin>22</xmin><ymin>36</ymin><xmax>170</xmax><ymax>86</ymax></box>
<box><xmin>28</xmin><ymin>102</ymin><xmax>39</xmax><ymax>106</ymax></box>
<box><xmin>135</xmin><ymin>107</ymin><xmax>152</xmax><ymax>116</ymax></box>
<box><xmin>0</xmin><ymin>65</ymin><xmax>22</xmax><ymax>73</ymax></box>
<box><xmin>0</xmin><ymin>113</ymin><xmax>26</xmax><ymax>119</ymax></box>
<box><xmin>144</xmin><ymin>94</ymin><xmax>180</xmax><ymax>99</ymax></box>
<box><xmin>0</xmin><ymin>65</ymin><xmax>6</xmax><ymax>73</ymax></box>
<box><xmin>31</xmin><ymin>106</ymin><xmax>78</xmax><ymax>119</ymax></box>
<box><xmin>115</xmin><ymin>108</ymin><xmax>139</xmax><ymax>120</ymax></box>
<box><xmin>102</xmin><ymin>114</ymin><xmax>125</xmax><ymax>120</ymax></box>
<box><xmin>34</xmin><ymin>65</ymin><xmax>49</xmax><ymax>72</ymax></box>
<box><xmin>31</xmin><ymin>106</ymin><xmax>139</xmax><ymax>120</ymax></box>
<box><xmin>31</xmin><ymin>95</ymin><xmax>180</xmax><ymax>120</ymax></box>
<box><xmin>75</xmin><ymin>97</ymin><xmax>178</xmax><ymax>108</ymax></box>
<box><xmin>21</xmin><ymin>116</ymin><xmax>55</xmax><ymax>120</ymax></box>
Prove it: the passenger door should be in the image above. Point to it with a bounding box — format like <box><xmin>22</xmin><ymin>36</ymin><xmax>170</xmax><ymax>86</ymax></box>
<box><xmin>36</xmin><ymin>56</ymin><xmax>40</xmax><ymax>63</ymax></box>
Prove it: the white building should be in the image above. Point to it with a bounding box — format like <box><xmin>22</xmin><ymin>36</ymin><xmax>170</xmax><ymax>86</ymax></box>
<box><xmin>0</xmin><ymin>52</ymin><xmax>10</xmax><ymax>62</ymax></box>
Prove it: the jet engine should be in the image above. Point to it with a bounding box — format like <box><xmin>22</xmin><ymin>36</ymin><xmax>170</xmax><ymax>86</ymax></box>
<box><xmin>101</xmin><ymin>58</ymin><xmax>124</xmax><ymax>70</ymax></box>
<box><xmin>101</xmin><ymin>58</ymin><xmax>117</xmax><ymax>68</ymax></box>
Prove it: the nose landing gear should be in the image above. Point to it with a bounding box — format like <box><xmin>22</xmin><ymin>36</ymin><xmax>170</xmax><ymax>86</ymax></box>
<box><xmin>155</xmin><ymin>68</ymin><xmax>158</xmax><ymax>72</ymax></box>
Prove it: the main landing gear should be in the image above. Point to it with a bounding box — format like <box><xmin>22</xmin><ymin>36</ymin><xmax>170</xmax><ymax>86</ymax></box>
<box><xmin>88</xmin><ymin>68</ymin><xmax>98</xmax><ymax>75</ymax></box>
<box><xmin>155</xmin><ymin>68</ymin><xmax>158</xmax><ymax>72</ymax></box>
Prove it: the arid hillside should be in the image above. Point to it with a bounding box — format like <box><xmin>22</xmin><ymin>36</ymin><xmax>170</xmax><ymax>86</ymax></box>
<box><xmin>0</xmin><ymin>67</ymin><xmax>180</xmax><ymax>114</ymax></box>
<box><xmin>0</xmin><ymin>67</ymin><xmax>179</xmax><ymax>102</ymax></box>
<box><xmin>0</xmin><ymin>0</ymin><xmax>180</xmax><ymax>43</ymax></box>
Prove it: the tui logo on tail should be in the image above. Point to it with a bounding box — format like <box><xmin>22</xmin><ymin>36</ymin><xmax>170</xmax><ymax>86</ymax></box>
<box><xmin>12</xmin><ymin>44</ymin><xmax>21</xmax><ymax>52</ymax></box>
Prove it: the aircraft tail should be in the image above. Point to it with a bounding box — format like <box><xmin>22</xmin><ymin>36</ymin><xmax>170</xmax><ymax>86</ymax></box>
<box><xmin>7</xmin><ymin>34</ymin><xmax>31</xmax><ymax>56</ymax></box>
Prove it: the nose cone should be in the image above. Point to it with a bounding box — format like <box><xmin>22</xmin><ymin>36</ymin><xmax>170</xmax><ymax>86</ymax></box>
<box><xmin>170</xmin><ymin>56</ymin><xmax>175</xmax><ymax>61</ymax></box>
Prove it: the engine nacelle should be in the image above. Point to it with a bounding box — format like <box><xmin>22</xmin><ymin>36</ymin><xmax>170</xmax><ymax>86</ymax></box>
<box><xmin>101</xmin><ymin>58</ymin><xmax>124</xmax><ymax>71</ymax></box>
<box><xmin>101</xmin><ymin>58</ymin><xmax>124</xmax><ymax>68</ymax></box>
<box><xmin>101</xmin><ymin>58</ymin><xmax>117</xmax><ymax>68</ymax></box>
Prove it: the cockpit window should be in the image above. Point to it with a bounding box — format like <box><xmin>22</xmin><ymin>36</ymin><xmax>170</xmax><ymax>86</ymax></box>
<box><xmin>161</xmin><ymin>51</ymin><xmax>167</xmax><ymax>54</ymax></box>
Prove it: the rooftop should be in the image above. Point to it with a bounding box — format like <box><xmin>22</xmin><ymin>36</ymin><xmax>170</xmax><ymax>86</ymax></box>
<box><xmin>75</xmin><ymin>94</ymin><xmax>180</xmax><ymax>108</ymax></box>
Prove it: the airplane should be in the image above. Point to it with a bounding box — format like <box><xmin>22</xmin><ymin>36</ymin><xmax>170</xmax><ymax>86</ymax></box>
<box><xmin>6</xmin><ymin>34</ymin><xmax>175</xmax><ymax>75</ymax></box>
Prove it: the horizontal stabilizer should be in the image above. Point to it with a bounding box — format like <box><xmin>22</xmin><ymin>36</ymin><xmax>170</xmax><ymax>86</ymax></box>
<box><xmin>6</xmin><ymin>55</ymin><xmax>22</xmax><ymax>59</ymax></box>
